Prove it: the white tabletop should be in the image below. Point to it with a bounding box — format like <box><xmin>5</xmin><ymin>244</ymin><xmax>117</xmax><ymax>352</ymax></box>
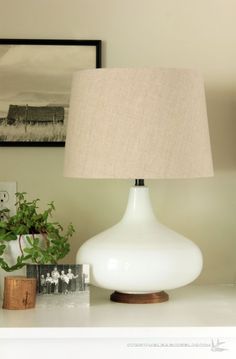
<box><xmin>0</xmin><ymin>284</ymin><xmax>236</xmax><ymax>339</ymax></box>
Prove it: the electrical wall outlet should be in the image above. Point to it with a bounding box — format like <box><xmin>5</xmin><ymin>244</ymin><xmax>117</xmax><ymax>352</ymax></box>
<box><xmin>0</xmin><ymin>182</ymin><xmax>17</xmax><ymax>220</ymax></box>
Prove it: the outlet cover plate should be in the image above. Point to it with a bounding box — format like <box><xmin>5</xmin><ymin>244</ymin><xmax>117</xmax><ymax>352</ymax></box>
<box><xmin>0</xmin><ymin>181</ymin><xmax>17</xmax><ymax>217</ymax></box>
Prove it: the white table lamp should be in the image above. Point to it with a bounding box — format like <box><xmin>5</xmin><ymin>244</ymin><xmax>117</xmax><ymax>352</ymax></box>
<box><xmin>64</xmin><ymin>68</ymin><xmax>213</xmax><ymax>303</ymax></box>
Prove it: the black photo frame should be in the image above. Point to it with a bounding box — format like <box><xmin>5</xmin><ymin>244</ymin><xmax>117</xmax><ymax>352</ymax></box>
<box><xmin>0</xmin><ymin>39</ymin><xmax>102</xmax><ymax>147</ymax></box>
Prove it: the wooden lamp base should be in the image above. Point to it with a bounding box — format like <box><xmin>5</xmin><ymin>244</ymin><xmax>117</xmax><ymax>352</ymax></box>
<box><xmin>110</xmin><ymin>291</ymin><xmax>169</xmax><ymax>304</ymax></box>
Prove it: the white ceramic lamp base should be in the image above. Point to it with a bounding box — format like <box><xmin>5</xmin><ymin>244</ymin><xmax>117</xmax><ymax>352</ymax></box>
<box><xmin>77</xmin><ymin>186</ymin><xmax>203</xmax><ymax>303</ymax></box>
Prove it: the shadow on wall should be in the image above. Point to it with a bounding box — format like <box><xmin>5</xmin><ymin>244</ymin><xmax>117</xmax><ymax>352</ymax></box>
<box><xmin>206</xmin><ymin>86</ymin><xmax>236</xmax><ymax>172</ymax></box>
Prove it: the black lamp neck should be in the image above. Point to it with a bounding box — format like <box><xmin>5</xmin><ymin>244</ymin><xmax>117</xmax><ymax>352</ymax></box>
<box><xmin>135</xmin><ymin>179</ymin><xmax>145</xmax><ymax>186</ymax></box>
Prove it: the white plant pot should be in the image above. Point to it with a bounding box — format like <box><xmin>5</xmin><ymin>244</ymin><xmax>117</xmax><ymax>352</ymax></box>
<box><xmin>0</xmin><ymin>234</ymin><xmax>44</xmax><ymax>298</ymax></box>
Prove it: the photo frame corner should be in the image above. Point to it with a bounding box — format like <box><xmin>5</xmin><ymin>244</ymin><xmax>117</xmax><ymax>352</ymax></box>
<box><xmin>0</xmin><ymin>38</ymin><xmax>102</xmax><ymax>147</ymax></box>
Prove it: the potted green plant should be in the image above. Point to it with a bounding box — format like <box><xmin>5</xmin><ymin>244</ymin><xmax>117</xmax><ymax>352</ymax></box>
<box><xmin>0</xmin><ymin>192</ymin><xmax>75</xmax><ymax>272</ymax></box>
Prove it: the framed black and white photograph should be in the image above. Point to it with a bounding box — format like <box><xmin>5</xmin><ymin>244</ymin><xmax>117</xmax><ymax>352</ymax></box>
<box><xmin>0</xmin><ymin>39</ymin><xmax>102</xmax><ymax>146</ymax></box>
<box><xmin>27</xmin><ymin>264</ymin><xmax>90</xmax><ymax>307</ymax></box>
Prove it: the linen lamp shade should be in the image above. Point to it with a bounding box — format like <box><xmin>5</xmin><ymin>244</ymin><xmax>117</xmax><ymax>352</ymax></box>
<box><xmin>64</xmin><ymin>68</ymin><xmax>213</xmax><ymax>179</ymax></box>
<box><xmin>64</xmin><ymin>68</ymin><xmax>213</xmax><ymax>303</ymax></box>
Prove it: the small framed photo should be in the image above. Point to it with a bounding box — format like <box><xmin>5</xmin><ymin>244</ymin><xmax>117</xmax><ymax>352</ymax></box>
<box><xmin>27</xmin><ymin>264</ymin><xmax>90</xmax><ymax>307</ymax></box>
<box><xmin>0</xmin><ymin>39</ymin><xmax>102</xmax><ymax>146</ymax></box>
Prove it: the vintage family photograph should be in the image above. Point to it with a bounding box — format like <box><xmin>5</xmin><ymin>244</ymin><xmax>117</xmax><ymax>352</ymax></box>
<box><xmin>0</xmin><ymin>39</ymin><xmax>101</xmax><ymax>146</ymax></box>
<box><xmin>27</xmin><ymin>264</ymin><xmax>90</xmax><ymax>296</ymax></box>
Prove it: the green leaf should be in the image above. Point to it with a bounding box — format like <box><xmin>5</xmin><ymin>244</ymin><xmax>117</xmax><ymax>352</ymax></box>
<box><xmin>33</xmin><ymin>237</ymin><xmax>39</xmax><ymax>246</ymax></box>
<box><xmin>26</xmin><ymin>235</ymin><xmax>33</xmax><ymax>246</ymax></box>
<box><xmin>0</xmin><ymin>244</ymin><xmax>6</xmax><ymax>255</ymax></box>
<box><xmin>2</xmin><ymin>233</ymin><xmax>17</xmax><ymax>242</ymax></box>
<box><xmin>23</xmin><ymin>248</ymin><xmax>33</xmax><ymax>254</ymax></box>
<box><xmin>0</xmin><ymin>192</ymin><xmax>74</xmax><ymax>271</ymax></box>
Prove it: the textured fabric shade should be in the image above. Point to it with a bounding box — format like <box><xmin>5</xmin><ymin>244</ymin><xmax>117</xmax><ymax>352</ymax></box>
<box><xmin>64</xmin><ymin>68</ymin><xmax>213</xmax><ymax>179</ymax></box>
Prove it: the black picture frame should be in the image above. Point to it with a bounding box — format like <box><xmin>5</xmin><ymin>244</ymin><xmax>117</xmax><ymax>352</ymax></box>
<box><xmin>0</xmin><ymin>39</ymin><xmax>102</xmax><ymax>147</ymax></box>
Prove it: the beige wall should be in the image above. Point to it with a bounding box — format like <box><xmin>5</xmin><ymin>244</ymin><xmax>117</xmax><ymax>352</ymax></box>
<box><xmin>0</xmin><ymin>0</ymin><xmax>235</xmax><ymax>284</ymax></box>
